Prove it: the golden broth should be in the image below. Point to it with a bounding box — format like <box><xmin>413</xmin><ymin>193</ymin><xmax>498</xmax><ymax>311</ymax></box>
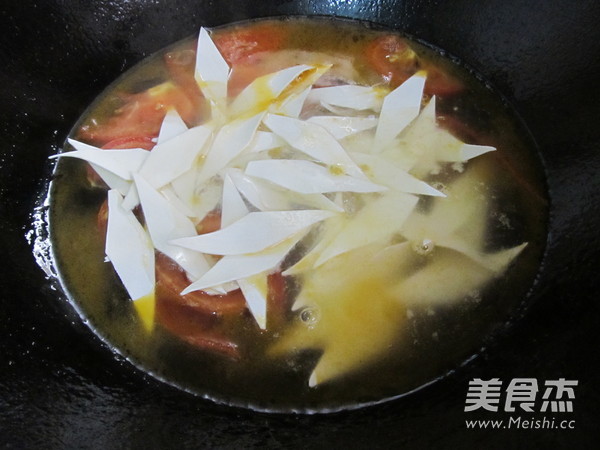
<box><xmin>48</xmin><ymin>17</ymin><xmax>547</xmax><ymax>412</ymax></box>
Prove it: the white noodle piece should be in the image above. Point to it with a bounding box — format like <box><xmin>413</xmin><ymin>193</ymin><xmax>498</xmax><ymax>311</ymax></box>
<box><xmin>350</xmin><ymin>152</ymin><xmax>445</xmax><ymax>197</ymax></box>
<box><xmin>390</xmin><ymin>97</ymin><xmax>495</xmax><ymax>175</ymax></box>
<box><xmin>172</xmin><ymin>210</ymin><xmax>335</xmax><ymax>256</ymax></box>
<box><xmin>238</xmin><ymin>274</ymin><xmax>269</xmax><ymax>329</ymax></box>
<box><xmin>89</xmin><ymin>163</ymin><xmax>131</xmax><ymax>196</ymax></box>
<box><xmin>306</xmin><ymin>116</ymin><xmax>378</xmax><ymax>139</ymax></box>
<box><xmin>220</xmin><ymin>172</ymin><xmax>250</xmax><ymax>228</ymax></box>
<box><xmin>273</xmin><ymin>85</ymin><xmax>313</xmax><ymax>118</ymax></box>
<box><xmin>306</xmin><ymin>85</ymin><xmax>385</xmax><ymax>111</ymax></box>
<box><xmin>134</xmin><ymin>174</ymin><xmax>211</xmax><ymax>279</ymax></box>
<box><xmin>181</xmin><ymin>237</ymin><xmax>302</xmax><ymax>294</ymax></box>
<box><xmin>157</xmin><ymin>108</ymin><xmax>188</xmax><ymax>144</ymax></box>
<box><xmin>230</xmin><ymin>65</ymin><xmax>315</xmax><ymax>117</ymax></box>
<box><xmin>195</xmin><ymin>27</ymin><xmax>230</xmax><ymax>119</ymax></box>
<box><xmin>263</xmin><ymin>113</ymin><xmax>367</xmax><ymax>179</ymax></box>
<box><xmin>56</xmin><ymin>139</ymin><xmax>148</xmax><ymax>180</ymax></box>
<box><xmin>139</xmin><ymin>125</ymin><xmax>212</xmax><ymax>189</ymax></box>
<box><xmin>197</xmin><ymin>113</ymin><xmax>264</xmax><ymax>183</ymax></box>
<box><xmin>246</xmin><ymin>159</ymin><xmax>386</xmax><ymax>194</ymax></box>
<box><xmin>226</xmin><ymin>168</ymin><xmax>343</xmax><ymax>213</ymax></box>
<box><xmin>246</xmin><ymin>131</ymin><xmax>286</xmax><ymax>153</ymax></box>
<box><xmin>374</xmin><ymin>72</ymin><xmax>426</xmax><ymax>151</ymax></box>
<box><xmin>315</xmin><ymin>191</ymin><xmax>418</xmax><ymax>267</ymax></box>
<box><xmin>105</xmin><ymin>189</ymin><xmax>154</xmax><ymax>301</ymax></box>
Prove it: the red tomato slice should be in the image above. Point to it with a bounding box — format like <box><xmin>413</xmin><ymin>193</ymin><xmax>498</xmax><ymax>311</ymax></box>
<box><xmin>366</xmin><ymin>34</ymin><xmax>464</xmax><ymax>96</ymax></box>
<box><xmin>423</xmin><ymin>66</ymin><xmax>464</xmax><ymax>97</ymax></box>
<box><xmin>155</xmin><ymin>252</ymin><xmax>247</xmax><ymax>316</ymax></box>
<box><xmin>195</xmin><ymin>210</ymin><xmax>222</xmax><ymax>235</ymax></box>
<box><xmin>164</xmin><ymin>48</ymin><xmax>207</xmax><ymax>116</ymax></box>
<box><xmin>212</xmin><ymin>22</ymin><xmax>286</xmax><ymax>66</ymax></box>
<box><xmin>78</xmin><ymin>83</ymin><xmax>201</xmax><ymax>146</ymax></box>
<box><xmin>101</xmin><ymin>136</ymin><xmax>156</xmax><ymax>150</ymax></box>
<box><xmin>365</xmin><ymin>35</ymin><xmax>418</xmax><ymax>88</ymax></box>
<box><xmin>155</xmin><ymin>293</ymin><xmax>240</xmax><ymax>360</ymax></box>
<box><xmin>97</xmin><ymin>199</ymin><xmax>109</xmax><ymax>236</ymax></box>
<box><xmin>164</xmin><ymin>48</ymin><xmax>199</xmax><ymax>94</ymax></box>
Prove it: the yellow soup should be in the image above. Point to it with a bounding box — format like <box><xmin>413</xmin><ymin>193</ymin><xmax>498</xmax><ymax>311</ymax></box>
<box><xmin>49</xmin><ymin>17</ymin><xmax>548</xmax><ymax>412</ymax></box>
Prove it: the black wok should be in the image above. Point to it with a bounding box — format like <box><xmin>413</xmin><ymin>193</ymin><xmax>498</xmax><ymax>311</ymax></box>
<box><xmin>1</xmin><ymin>0</ymin><xmax>599</xmax><ymax>447</ymax></box>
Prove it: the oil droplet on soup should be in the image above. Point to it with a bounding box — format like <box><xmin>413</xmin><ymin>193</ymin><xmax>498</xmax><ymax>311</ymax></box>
<box><xmin>48</xmin><ymin>17</ymin><xmax>547</xmax><ymax>412</ymax></box>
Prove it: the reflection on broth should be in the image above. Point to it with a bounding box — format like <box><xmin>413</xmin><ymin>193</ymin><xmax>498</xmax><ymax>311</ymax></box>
<box><xmin>48</xmin><ymin>18</ymin><xmax>547</xmax><ymax>412</ymax></box>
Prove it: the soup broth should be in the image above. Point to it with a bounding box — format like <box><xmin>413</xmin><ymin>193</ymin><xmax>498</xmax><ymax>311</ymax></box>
<box><xmin>48</xmin><ymin>17</ymin><xmax>547</xmax><ymax>412</ymax></box>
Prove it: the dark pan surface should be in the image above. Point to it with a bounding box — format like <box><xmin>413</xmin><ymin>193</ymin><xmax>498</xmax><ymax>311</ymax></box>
<box><xmin>1</xmin><ymin>0</ymin><xmax>599</xmax><ymax>448</ymax></box>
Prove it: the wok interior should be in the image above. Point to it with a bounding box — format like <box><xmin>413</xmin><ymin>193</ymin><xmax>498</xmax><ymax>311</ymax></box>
<box><xmin>1</xmin><ymin>0</ymin><xmax>599</xmax><ymax>446</ymax></box>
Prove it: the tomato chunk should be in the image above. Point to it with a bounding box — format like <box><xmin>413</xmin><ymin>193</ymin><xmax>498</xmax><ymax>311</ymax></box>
<box><xmin>97</xmin><ymin>199</ymin><xmax>109</xmax><ymax>236</ymax></box>
<box><xmin>78</xmin><ymin>82</ymin><xmax>201</xmax><ymax>146</ymax></box>
<box><xmin>155</xmin><ymin>252</ymin><xmax>247</xmax><ymax>316</ymax></box>
<box><xmin>164</xmin><ymin>48</ymin><xmax>200</xmax><ymax>95</ymax></box>
<box><xmin>164</xmin><ymin>48</ymin><xmax>207</xmax><ymax>118</ymax></box>
<box><xmin>423</xmin><ymin>66</ymin><xmax>464</xmax><ymax>97</ymax></box>
<box><xmin>195</xmin><ymin>210</ymin><xmax>222</xmax><ymax>235</ymax></box>
<box><xmin>156</xmin><ymin>293</ymin><xmax>240</xmax><ymax>360</ymax></box>
<box><xmin>366</xmin><ymin>35</ymin><xmax>419</xmax><ymax>88</ymax></box>
<box><xmin>101</xmin><ymin>136</ymin><xmax>156</xmax><ymax>150</ymax></box>
<box><xmin>212</xmin><ymin>22</ymin><xmax>287</xmax><ymax>66</ymax></box>
<box><xmin>366</xmin><ymin>34</ymin><xmax>464</xmax><ymax>96</ymax></box>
